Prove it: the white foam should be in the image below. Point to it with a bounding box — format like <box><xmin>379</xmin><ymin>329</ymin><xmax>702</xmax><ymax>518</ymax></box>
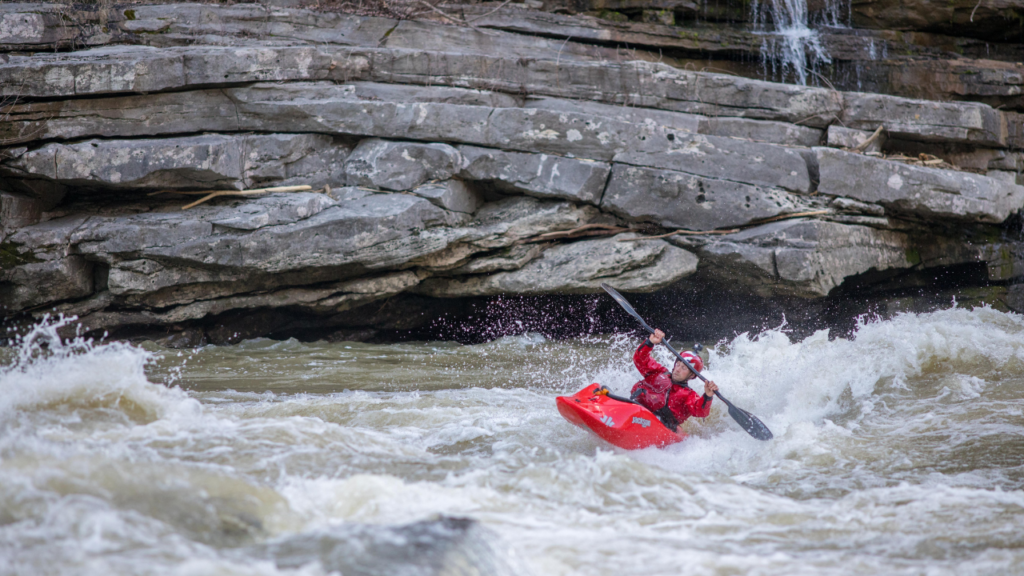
<box><xmin>624</xmin><ymin>307</ymin><xmax>1024</xmax><ymax>482</ymax></box>
<box><xmin>0</xmin><ymin>317</ymin><xmax>200</xmax><ymax>425</ymax></box>
<box><xmin>4</xmin><ymin>307</ymin><xmax>1024</xmax><ymax>576</ymax></box>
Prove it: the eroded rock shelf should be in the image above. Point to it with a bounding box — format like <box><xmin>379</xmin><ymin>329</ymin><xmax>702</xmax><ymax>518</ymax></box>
<box><xmin>1</xmin><ymin>1</ymin><xmax>1022</xmax><ymax>345</ymax></box>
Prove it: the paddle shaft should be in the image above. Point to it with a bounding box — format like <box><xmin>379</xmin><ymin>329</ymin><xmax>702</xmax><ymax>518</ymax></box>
<box><xmin>650</xmin><ymin>334</ymin><xmax>737</xmax><ymax>410</ymax></box>
<box><xmin>598</xmin><ymin>282</ymin><xmax>713</xmax><ymax>384</ymax></box>
<box><xmin>600</xmin><ymin>283</ymin><xmax>773</xmax><ymax>440</ymax></box>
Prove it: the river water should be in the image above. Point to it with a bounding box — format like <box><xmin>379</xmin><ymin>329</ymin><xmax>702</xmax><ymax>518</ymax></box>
<box><xmin>3</xmin><ymin>306</ymin><xmax>1024</xmax><ymax>576</ymax></box>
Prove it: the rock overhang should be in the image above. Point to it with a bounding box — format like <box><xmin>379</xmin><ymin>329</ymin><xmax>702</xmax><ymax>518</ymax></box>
<box><xmin>2</xmin><ymin>1</ymin><xmax>1023</xmax><ymax>343</ymax></box>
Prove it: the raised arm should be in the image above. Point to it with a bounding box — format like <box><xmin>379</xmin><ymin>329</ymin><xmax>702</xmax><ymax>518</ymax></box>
<box><xmin>633</xmin><ymin>329</ymin><xmax>668</xmax><ymax>378</ymax></box>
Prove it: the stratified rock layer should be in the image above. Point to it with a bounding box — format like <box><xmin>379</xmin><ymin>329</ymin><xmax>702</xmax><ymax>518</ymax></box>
<box><xmin>1</xmin><ymin>1</ymin><xmax>1022</xmax><ymax>343</ymax></box>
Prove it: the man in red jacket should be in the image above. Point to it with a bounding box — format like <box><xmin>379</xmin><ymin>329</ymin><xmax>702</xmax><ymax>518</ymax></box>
<box><xmin>630</xmin><ymin>328</ymin><xmax>718</xmax><ymax>431</ymax></box>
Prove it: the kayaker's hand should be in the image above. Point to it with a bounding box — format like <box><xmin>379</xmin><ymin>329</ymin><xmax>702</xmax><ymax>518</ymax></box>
<box><xmin>704</xmin><ymin>380</ymin><xmax>719</xmax><ymax>397</ymax></box>
<box><xmin>649</xmin><ymin>329</ymin><xmax>665</xmax><ymax>345</ymax></box>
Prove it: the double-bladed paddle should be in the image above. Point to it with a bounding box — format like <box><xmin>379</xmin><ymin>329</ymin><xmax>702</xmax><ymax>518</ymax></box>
<box><xmin>601</xmin><ymin>283</ymin><xmax>774</xmax><ymax>441</ymax></box>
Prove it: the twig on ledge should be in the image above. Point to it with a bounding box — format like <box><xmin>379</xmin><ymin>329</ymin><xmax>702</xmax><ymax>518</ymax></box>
<box><xmin>148</xmin><ymin>185</ymin><xmax>313</xmax><ymax>209</ymax></box>
<box><xmin>617</xmin><ymin>228</ymin><xmax>739</xmax><ymax>241</ymax></box>
<box><xmin>852</xmin><ymin>124</ymin><xmax>884</xmax><ymax>153</ymax></box>
<box><xmin>749</xmin><ymin>209</ymin><xmax>830</xmax><ymax>225</ymax></box>
<box><xmin>517</xmin><ymin>223</ymin><xmax>631</xmax><ymax>244</ymax></box>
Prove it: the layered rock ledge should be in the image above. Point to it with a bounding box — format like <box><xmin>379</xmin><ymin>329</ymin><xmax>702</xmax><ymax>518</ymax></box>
<box><xmin>1</xmin><ymin>1</ymin><xmax>1023</xmax><ymax>344</ymax></box>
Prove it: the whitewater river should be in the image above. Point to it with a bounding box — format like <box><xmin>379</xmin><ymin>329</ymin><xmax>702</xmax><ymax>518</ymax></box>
<box><xmin>3</xmin><ymin>306</ymin><xmax>1024</xmax><ymax>576</ymax></box>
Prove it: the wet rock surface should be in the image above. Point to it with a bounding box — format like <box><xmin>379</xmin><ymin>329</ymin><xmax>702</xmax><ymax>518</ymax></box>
<box><xmin>2</xmin><ymin>134</ymin><xmax>349</xmax><ymax>193</ymax></box>
<box><xmin>1</xmin><ymin>1</ymin><xmax>1023</xmax><ymax>343</ymax></box>
<box><xmin>258</xmin><ymin>516</ymin><xmax>529</xmax><ymax>576</ymax></box>
<box><xmin>816</xmin><ymin>148</ymin><xmax>1024</xmax><ymax>223</ymax></box>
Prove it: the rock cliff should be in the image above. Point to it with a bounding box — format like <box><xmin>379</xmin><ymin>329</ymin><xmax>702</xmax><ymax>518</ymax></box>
<box><xmin>1</xmin><ymin>1</ymin><xmax>1022</xmax><ymax>344</ymax></box>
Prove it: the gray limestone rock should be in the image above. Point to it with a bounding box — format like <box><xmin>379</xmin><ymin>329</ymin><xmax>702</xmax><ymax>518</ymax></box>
<box><xmin>842</xmin><ymin>93</ymin><xmax>1006</xmax><ymax>148</ymax></box>
<box><xmin>240</xmin><ymin>134</ymin><xmax>350</xmax><ymax>190</ymax></box>
<box><xmin>826</xmin><ymin>125</ymin><xmax>886</xmax><ymax>153</ymax></box>
<box><xmin>0</xmin><ymin>82</ymin><xmax>960</xmax><ymax>207</ymax></box>
<box><xmin>0</xmin><ymin>69</ymin><xmax>835</xmax><ymax>158</ymax></box>
<box><xmin>411</xmin><ymin>180</ymin><xmax>483</xmax><ymax>214</ymax></box>
<box><xmin>673</xmin><ymin>219</ymin><xmax>914</xmax><ymax>298</ymax></box>
<box><xmin>343</xmin><ymin>139</ymin><xmax>463</xmax><ymax>191</ymax></box>
<box><xmin>1</xmin><ymin>191</ymin><xmax>46</xmax><ymax>238</ymax></box>
<box><xmin>326</xmin><ymin>186</ymin><xmax>376</xmax><ymax>202</ymax></box>
<box><xmin>1</xmin><ymin>190</ymin><xmax>619</xmax><ymax>322</ymax></box>
<box><xmin>122</xmin><ymin>4</ymin><xmax>397</xmax><ymax>48</ymax></box>
<box><xmin>4</xmin><ymin>3</ymin><xmax>1021</xmax><ymax>340</ymax></box>
<box><xmin>0</xmin><ymin>43</ymin><xmax>339</xmax><ymax>99</ymax></box>
<box><xmin>525</xmin><ymin>97</ymin><xmax>701</xmax><ymax>133</ymax></box>
<box><xmin>207</xmin><ymin>193</ymin><xmax>339</xmax><ymax>231</ymax></box>
<box><xmin>416</xmin><ymin>234</ymin><xmax>698</xmax><ymax>297</ymax></box>
<box><xmin>0</xmin><ymin>250</ymin><xmax>94</xmax><ymax>313</ymax></box>
<box><xmin>75</xmin><ymin>270</ymin><xmax>424</xmax><ymax>335</ymax></box>
<box><xmin>0</xmin><ymin>42</ymin><xmax>838</xmax><ymax>130</ymax></box>
<box><xmin>602</xmin><ymin>164</ymin><xmax>815</xmax><ymax>230</ymax></box>
<box><xmin>383</xmin><ymin>19</ymin><xmax>641</xmax><ymax>63</ymax></box>
<box><xmin>482</xmin><ymin>106</ymin><xmax>652</xmax><ymax>161</ymax></box>
<box><xmin>527</xmin><ymin>99</ymin><xmax>825</xmax><ymax>148</ymax></box>
<box><xmin>344</xmin><ymin>82</ymin><xmax>521</xmax><ymax>108</ymax></box>
<box><xmin>1</xmin><ymin>134</ymin><xmax>348</xmax><ymax>192</ymax></box>
<box><xmin>0</xmin><ymin>87</ymin><xmax>242</xmax><ymax>145</ymax></box>
<box><xmin>228</xmin><ymin>84</ymin><xmax>656</xmax><ymax>161</ymax></box>
<box><xmin>0</xmin><ymin>3</ymin><xmax>397</xmax><ymax>51</ymax></box>
<box><xmin>464</xmin><ymin>197</ymin><xmax>603</xmax><ymax>249</ymax></box>
<box><xmin>698</xmin><ymin>117</ymin><xmax>823</xmax><ymax>147</ymax></box>
<box><xmin>829</xmin><ymin>197</ymin><xmax>886</xmax><ymax>216</ymax></box>
<box><xmin>816</xmin><ymin>147</ymin><xmax>1024</xmax><ymax>223</ymax></box>
<box><xmin>987</xmin><ymin>170</ymin><xmax>1022</xmax><ymax>186</ymax></box>
<box><xmin>182</xmin><ymin>44</ymin><xmax>334</xmax><ymax>86</ymax></box>
<box><xmin>1</xmin><ymin>193</ymin><xmax>468</xmax><ymax>312</ymax></box>
<box><xmin>1</xmin><ymin>9</ymin><xmax>1010</xmax><ymax>159</ymax></box>
<box><xmin>616</xmin><ymin>133</ymin><xmax>813</xmax><ymax>193</ymax></box>
<box><xmin>0</xmin><ymin>3</ymin><xmax>110</xmax><ymax>51</ymax></box>
<box><xmin>446</xmin><ymin>244</ymin><xmax>545</xmax><ymax>275</ymax></box>
<box><xmin>457</xmin><ymin>146</ymin><xmax>610</xmax><ymax>204</ymax></box>
<box><xmin>659</xmin><ymin>68</ymin><xmax>843</xmax><ymax>128</ymax></box>
<box><xmin>0</xmin><ymin>45</ymin><xmax>186</xmax><ymax>99</ymax></box>
<box><xmin>1007</xmin><ymin>284</ymin><xmax>1024</xmax><ymax>314</ymax></box>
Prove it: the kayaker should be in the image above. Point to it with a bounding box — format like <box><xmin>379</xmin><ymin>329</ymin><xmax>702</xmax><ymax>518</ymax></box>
<box><xmin>630</xmin><ymin>329</ymin><xmax>718</xmax><ymax>431</ymax></box>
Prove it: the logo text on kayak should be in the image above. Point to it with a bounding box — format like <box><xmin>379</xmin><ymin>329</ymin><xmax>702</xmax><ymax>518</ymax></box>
<box><xmin>600</xmin><ymin>415</ymin><xmax>615</xmax><ymax>427</ymax></box>
<box><xmin>632</xmin><ymin>417</ymin><xmax>651</xmax><ymax>428</ymax></box>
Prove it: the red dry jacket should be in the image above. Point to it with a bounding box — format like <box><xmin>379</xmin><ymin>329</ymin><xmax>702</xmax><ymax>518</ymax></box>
<box><xmin>630</xmin><ymin>339</ymin><xmax>712</xmax><ymax>428</ymax></box>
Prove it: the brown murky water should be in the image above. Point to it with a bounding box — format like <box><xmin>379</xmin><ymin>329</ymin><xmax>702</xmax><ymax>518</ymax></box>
<box><xmin>3</xmin><ymin>307</ymin><xmax>1024</xmax><ymax>575</ymax></box>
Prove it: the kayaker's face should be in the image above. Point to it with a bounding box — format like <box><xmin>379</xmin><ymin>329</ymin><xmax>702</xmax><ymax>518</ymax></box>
<box><xmin>672</xmin><ymin>360</ymin><xmax>695</xmax><ymax>382</ymax></box>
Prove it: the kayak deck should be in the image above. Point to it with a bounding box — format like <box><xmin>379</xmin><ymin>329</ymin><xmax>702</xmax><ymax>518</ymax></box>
<box><xmin>556</xmin><ymin>383</ymin><xmax>686</xmax><ymax>450</ymax></box>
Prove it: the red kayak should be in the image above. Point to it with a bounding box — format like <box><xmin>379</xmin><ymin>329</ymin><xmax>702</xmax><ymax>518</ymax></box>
<box><xmin>556</xmin><ymin>383</ymin><xmax>686</xmax><ymax>449</ymax></box>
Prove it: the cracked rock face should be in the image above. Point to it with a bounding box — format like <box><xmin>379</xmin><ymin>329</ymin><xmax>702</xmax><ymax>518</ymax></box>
<box><xmin>343</xmin><ymin>139</ymin><xmax>462</xmax><ymax>191</ymax></box>
<box><xmin>816</xmin><ymin>148</ymin><xmax>1024</xmax><ymax>224</ymax></box>
<box><xmin>416</xmin><ymin>234</ymin><xmax>699</xmax><ymax>297</ymax></box>
<box><xmin>674</xmin><ymin>219</ymin><xmax>915</xmax><ymax>298</ymax></box>
<box><xmin>602</xmin><ymin>164</ymin><xmax>817</xmax><ymax>231</ymax></box>
<box><xmin>457</xmin><ymin>146</ymin><xmax>610</xmax><ymax>205</ymax></box>
<box><xmin>1</xmin><ymin>134</ymin><xmax>349</xmax><ymax>193</ymax></box>
<box><xmin>1</xmin><ymin>2</ymin><xmax>1022</xmax><ymax>342</ymax></box>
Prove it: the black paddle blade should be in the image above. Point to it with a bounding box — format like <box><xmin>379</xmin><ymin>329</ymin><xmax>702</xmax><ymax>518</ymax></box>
<box><xmin>600</xmin><ymin>283</ymin><xmax>654</xmax><ymax>333</ymax></box>
<box><xmin>726</xmin><ymin>404</ymin><xmax>774</xmax><ymax>441</ymax></box>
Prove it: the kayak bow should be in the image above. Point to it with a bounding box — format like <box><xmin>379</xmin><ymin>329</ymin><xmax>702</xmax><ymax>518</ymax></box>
<box><xmin>556</xmin><ymin>384</ymin><xmax>686</xmax><ymax>449</ymax></box>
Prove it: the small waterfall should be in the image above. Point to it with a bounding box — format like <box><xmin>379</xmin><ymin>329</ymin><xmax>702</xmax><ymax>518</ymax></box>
<box><xmin>752</xmin><ymin>0</ymin><xmax>847</xmax><ymax>86</ymax></box>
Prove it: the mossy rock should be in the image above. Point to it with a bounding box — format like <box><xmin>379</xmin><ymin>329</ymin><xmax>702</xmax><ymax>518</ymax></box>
<box><xmin>0</xmin><ymin>242</ymin><xmax>41</xmax><ymax>268</ymax></box>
